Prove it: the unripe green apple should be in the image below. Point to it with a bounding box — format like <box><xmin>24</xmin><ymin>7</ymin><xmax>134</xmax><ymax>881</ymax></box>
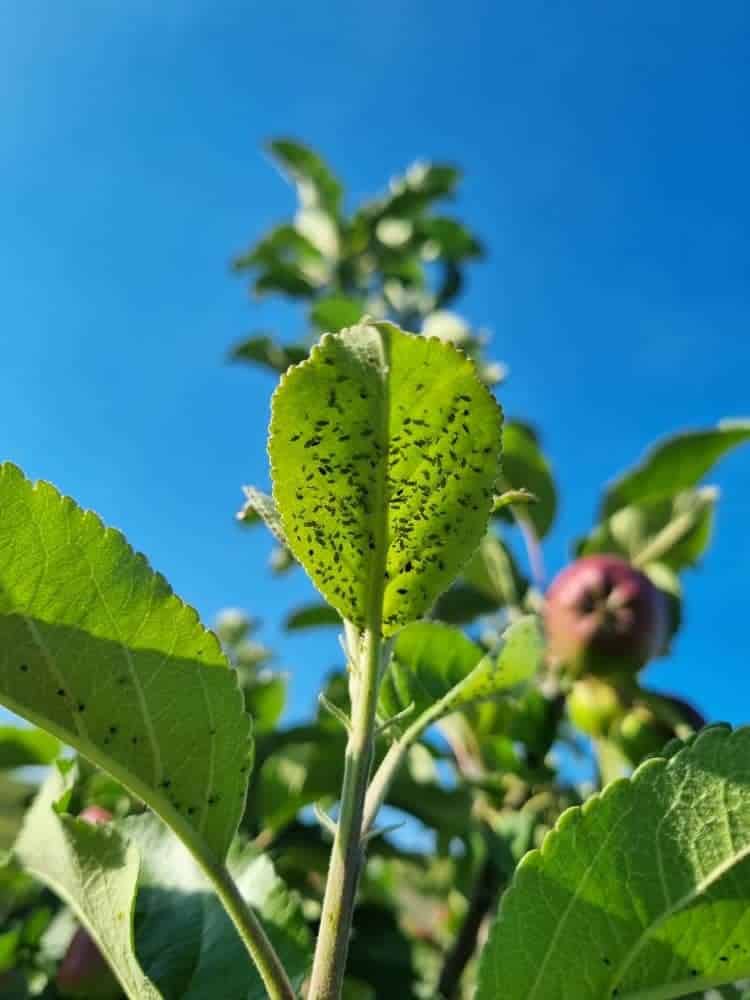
<box><xmin>615</xmin><ymin>705</ymin><xmax>672</xmax><ymax>764</ymax></box>
<box><xmin>545</xmin><ymin>554</ymin><xmax>668</xmax><ymax>677</ymax></box>
<box><xmin>566</xmin><ymin>678</ymin><xmax>622</xmax><ymax>737</ymax></box>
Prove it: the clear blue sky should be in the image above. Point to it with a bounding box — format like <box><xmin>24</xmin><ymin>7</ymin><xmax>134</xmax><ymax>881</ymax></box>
<box><xmin>2</xmin><ymin>1</ymin><xmax>749</xmax><ymax>728</ymax></box>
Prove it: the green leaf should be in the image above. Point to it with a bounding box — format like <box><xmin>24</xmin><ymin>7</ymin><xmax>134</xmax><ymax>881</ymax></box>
<box><xmin>415</xmin><ymin>216</ymin><xmax>482</xmax><ymax>261</ymax></box>
<box><xmin>477</xmin><ymin>726</ymin><xmax>750</xmax><ymax>1000</ymax></box>
<box><xmin>496</xmin><ymin>421</ymin><xmax>557</xmax><ymax>538</ymax></box>
<box><xmin>125</xmin><ymin>814</ymin><xmax>311</xmax><ymax>1000</ymax></box>
<box><xmin>0</xmin><ymin>726</ymin><xmax>60</xmax><ymax>769</ymax></box>
<box><xmin>241</xmin><ymin>674</ymin><xmax>287</xmax><ymax>734</ymax></box>
<box><xmin>254</xmin><ymin>263</ymin><xmax>317</xmax><ymax>299</ymax></box>
<box><xmin>268</xmin><ymin>321</ymin><xmax>503</xmax><ymax>635</ymax></box>
<box><xmin>310</xmin><ymin>295</ymin><xmax>365</xmax><ymax>332</ymax></box>
<box><xmin>379</xmin><ymin>622</ymin><xmax>483</xmax><ymax>722</ymax></box>
<box><xmin>233</xmin><ymin>224</ymin><xmax>324</xmax><ymax>272</ymax></box>
<box><xmin>0</xmin><ymin>463</ymin><xmax>252</xmax><ymax>862</ymax></box>
<box><xmin>14</xmin><ymin>763</ymin><xmax>161</xmax><ymax>999</ymax></box>
<box><xmin>602</xmin><ymin>420</ymin><xmax>750</xmax><ymax>517</ymax></box>
<box><xmin>229</xmin><ymin>335</ymin><xmax>308</xmax><ymax>373</ymax></box>
<box><xmin>257</xmin><ymin>731</ymin><xmax>346</xmax><ymax>834</ymax></box>
<box><xmin>268</xmin><ymin>138</ymin><xmax>343</xmax><ymax>217</ymax></box>
<box><xmin>284</xmin><ymin>603</ymin><xmax>341</xmax><ymax>631</ymax></box>
<box><xmin>379</xmin><ymin>617</ymin><xmax>542</xmax><ymax>724</ymax></box>
<box><xmin>361</xmin><ymin>163</ymin><xmax>461</xmax><ymax>221</ymax></box>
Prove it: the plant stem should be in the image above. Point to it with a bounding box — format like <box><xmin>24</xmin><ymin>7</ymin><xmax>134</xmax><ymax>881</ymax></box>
<box><xmin>200</xmin><ymin>856</ymin><xmax>297</xmax><ymax>1000</ymax></box>
<box><xmin>307</xmin><ymin>627</ymin><xmax>383</xmax><ymax>1000</ymax></box>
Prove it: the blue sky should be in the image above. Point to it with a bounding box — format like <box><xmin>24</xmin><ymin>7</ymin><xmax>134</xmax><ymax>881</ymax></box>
<box><xmin>2</xmin><ymin>0</ymin><xmax>749</xmax><ymax>728</ymax></box>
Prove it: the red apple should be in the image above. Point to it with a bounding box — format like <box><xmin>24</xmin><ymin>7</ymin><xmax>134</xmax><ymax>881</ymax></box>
<box><xmin>545</xmin><ymin>554</ymin><xmax>668</xmax><ymax>677</ymax></box>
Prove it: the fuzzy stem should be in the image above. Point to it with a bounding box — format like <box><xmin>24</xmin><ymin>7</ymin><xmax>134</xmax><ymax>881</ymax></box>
<box><xmin>307</xmin><ymin>628</ymin><xmax>383</xmax><ymax>1000</ymax></box>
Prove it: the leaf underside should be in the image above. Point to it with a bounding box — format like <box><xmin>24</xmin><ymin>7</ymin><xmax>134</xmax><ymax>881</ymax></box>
<box><xmin>0</xmin><ymin>463</ymin><xmax>251</xmax><ymax>861</ymax></box>
<box><xmin>124</xmin><ymin>814</ymin><xmax>311</xmax><ymax>1000</ymax></box>
<box><xmin>269</xmin><ymin>321</ymin><xmax>503</xmax><ymax>635</ymax></box>
<box><xmin>477</xmin><ymin>726</ymin><xmax>750</xmax><ymax>1000</ymax></box>
<box><xmin>14</xmin><ymin>764</ymin><xmax>161</xmax><ymax>999</ymax></box>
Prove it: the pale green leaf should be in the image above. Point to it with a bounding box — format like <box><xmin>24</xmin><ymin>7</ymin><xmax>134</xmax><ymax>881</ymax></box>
<box><xmin>0</xmin><ymin>726</ymin><xmax>60</xmax><ymax>769</ymax></box>
<box><xmin>14</xmin><ymin>763</ymin><xmax>161</xmax><ymax>1000</ymax></box>
<box><xmin>269</xmin><ymin>321</ymin><xmax>503</xmax><ymax>635</ymax></box>
<box><xmin>477</xmin><ymin>726</ymin><xmax>750</xmax><ymax>1000</ymax></box>
<box><xmin>445</xmin><ymin>616</ymin><xmax>542</xmax><ymax>712</ymax></box>
<box><xmin>229</xmin><ymin>335</ymin><xmax>308</xmax><ymax>373</ymax></box>
<box><xmin>0</xmin><ymin>463</ymin><xmax>252</xmax><ymax>861</ymax></box>
<box><xmin>238</xmin><ymin>485</ymin><xmax>289</xmax><ymax>547</ymax></box>
<box><xmin>492</xmin><ymin>488</ymin><xmax>539</xmax><ymax>512</ymax></box>
<box><xmin>603</xmin><ymin>421</ymin><xmax>750</xmax><ymax>517</ymax></box>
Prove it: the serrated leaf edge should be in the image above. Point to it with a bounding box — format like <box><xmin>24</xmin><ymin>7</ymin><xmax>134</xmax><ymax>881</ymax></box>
<box><xmin>479</xmin><ymin>723</ymin><xmax>750</xmax><ymax>1000</ymax></box>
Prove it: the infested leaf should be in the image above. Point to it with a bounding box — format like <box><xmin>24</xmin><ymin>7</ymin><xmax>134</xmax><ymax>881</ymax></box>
<box><xmin>268</xmin><ymin>321</ymin><xmax>503</xmax><ymax>635</ymax></box>
<box><xmin>0</xmin><ymin>463</ymin><xmax>252</xmax><ymax>863</ymax></box>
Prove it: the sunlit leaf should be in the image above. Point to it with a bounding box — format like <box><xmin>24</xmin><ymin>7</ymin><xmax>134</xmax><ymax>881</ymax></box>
<box><xmin>268</xmin><ymin>321</ymin><xmax>503</xmax><ymax>635</ymax></box>
<box><xmin>0</xmin><ymin>463</ymin><xmax>252</xmax><ymax>862</ymax></box>
<box><xmin>477</xmin><ymin>726</ymin><xmax>750</xmax><ymax>1000</ymax></box>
